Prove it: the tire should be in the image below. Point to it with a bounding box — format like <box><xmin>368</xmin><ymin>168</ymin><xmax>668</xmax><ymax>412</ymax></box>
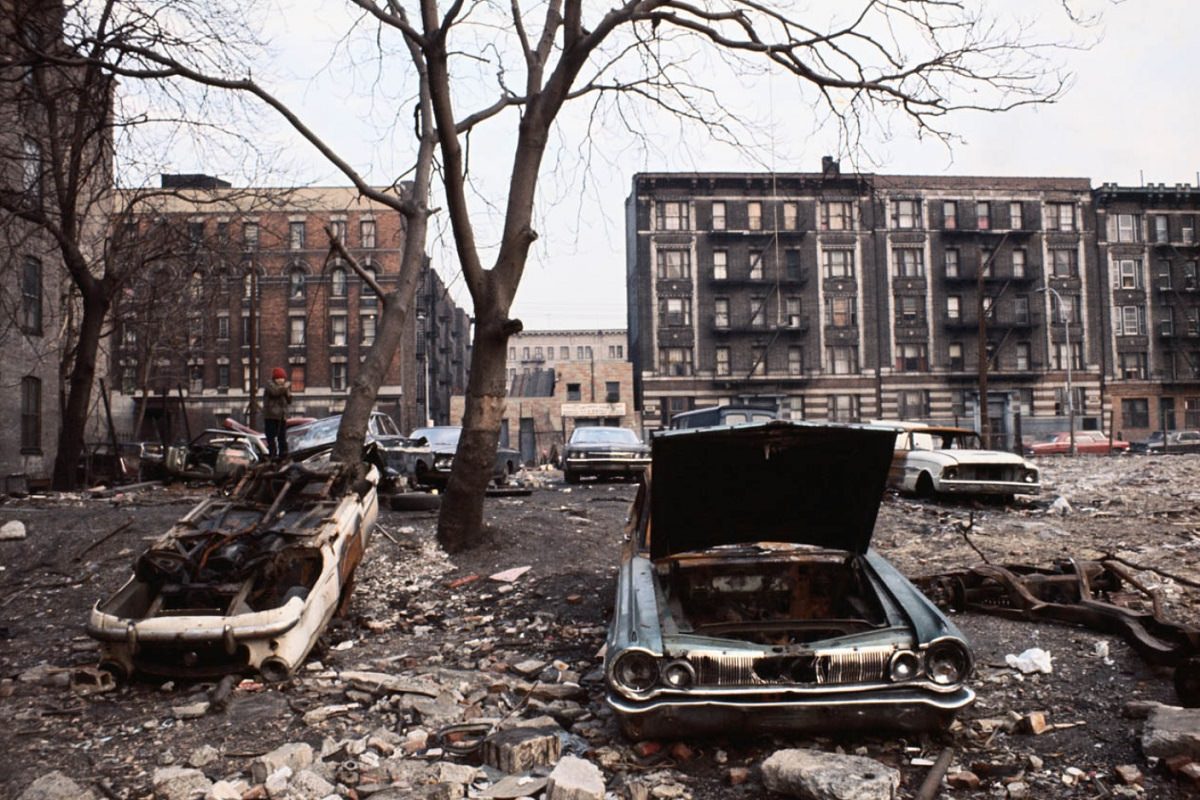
<box><xmin>915</xmin><ymin>472</ymin><xmax>935</xmax><ymax>499</ymax></box>
<box><xmin>564</xmin><ymin>469</ymin><xmax>580</xmax><ymax>485</ymax></box>
<box><xmin>390</xmin><ymin>492</ymin><xmax>442</xmax><ymax>511</ymax></box>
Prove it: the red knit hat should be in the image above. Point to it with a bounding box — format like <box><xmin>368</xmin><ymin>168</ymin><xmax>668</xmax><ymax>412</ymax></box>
<box><xmin>272</xmin><ymin>367</ymin><xmax>287</xmax><ymax>380</ymax></box>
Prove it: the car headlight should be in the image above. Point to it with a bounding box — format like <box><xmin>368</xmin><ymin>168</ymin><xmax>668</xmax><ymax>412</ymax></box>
<box><xmin>925</xmin><ymin>640</ymin><xmax>971</xmax><ymax>686</ymax></box>
<box><xmin>434</xmin><ymin>455</ymin><xmax>453</xmax><ymax>468</ymax></box>
<box><xmin>611</xmin><ymin>650</ymin><xmax>659</xmax><ymax>694</ymax></box>
<box><xmin>888</xmin><ymin>650</ymin><xmax>921</xmax><ymax>682</ymax></box>
<box><xmin>661</xmin><ymin>660</ymin><xmax>695</xmax><ymax>689</ymax></box>
<box><xmin>1023</xmin><ymin>469</ymin><xmax>1038</xmax><ymax>483</ymax></box>
<box><xmin>942</xmin><ymin>467</ymin><xmax>957</xmax><ymax>480</ymax></box>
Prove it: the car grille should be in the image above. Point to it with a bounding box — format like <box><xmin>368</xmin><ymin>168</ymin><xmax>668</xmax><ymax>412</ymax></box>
<box><xmin>690</xmin><ymin>645</ymin><xmax>892</xmax><ymax>686</ymax></box>
<box><xmin>957</xmin><ymin>465</ymin><xmax>1021</xmax><ymax>481</ymax></box>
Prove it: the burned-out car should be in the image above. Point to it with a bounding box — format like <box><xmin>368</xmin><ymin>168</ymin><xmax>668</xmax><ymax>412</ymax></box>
<box><xmin>86</xmin><ymin>455</ymin><xmax>379</xmax><ymax>681</ymax></box>
<box><xmin>886</xmin><ymin>423</ymin><xmax>1040</xmax><ymax>499</ymax></box>
<box><xmin>409</xmin><ymin>425</ymin><xmax>520</xmax><ymax>488</ymax></box>
<box><xmin>140</xmin><ymin>429</ymin><xmax>268</xmax><ymax>483</ymax></box>
<box><xmin>287</xmin><ymin>412</ymin><xmax>432</xmax><ymax>490</ymax></box>
<box><xmin>605</xmin><ymin>421</ymin><xmax>975</xmax><ymax>738</ymax></box>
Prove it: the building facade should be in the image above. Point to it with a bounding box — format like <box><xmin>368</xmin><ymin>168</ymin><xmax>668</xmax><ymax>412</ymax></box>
<box><xmin>111</xmin><ymin>180</ymin><xmax>427</xmax><ymax>438</ymax></box>
<box><xmin>415</xmin><ymin>262</ymin><xmax>472</xmax><ymax>428</ymax></box>
<box><xmin>627</xmin><ymin>164</ymin><xmax>1128</xmax><ymax>440</ymax></box>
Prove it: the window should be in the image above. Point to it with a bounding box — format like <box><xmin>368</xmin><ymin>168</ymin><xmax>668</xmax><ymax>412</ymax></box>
<box><xmin>289</xmin><ymin>269</ymin><xmax>306</xmax><ymax>300</ymax></box>
<box><xmin>240</xmin><ymin>313</ymin><xmax>257</xmax><ymax>346</ymax></box>
<box><xmin>827</xmin><ymin>295</ymin><xmax>856</xmax><ymax>327</ymax></box>
<box><xmin>564</xmin><ymin>346</ymin><xmax>573</xmax><ymax>359</ymax></box>
<box><xmin>976</xmin><ymin>201</ymin><xmax>991</xmax><ymax>230</ymax></box>
<box><xmin>1016</xmin><ymin>342</ymin><xmax>1031</xmax><ymax>370</ymax></box>
<box><xmin>289</xmin><ymin>221</ymin><xmax>306</xmax><ymax>249</ymax></box>
<box><xmin>1115</xmin><ymin>213</ymin><xmax>1141</xmax><ymax>243</ymax></box>
<box><xmin>1154</xmin><ymin>215</ymin><xmax>1169</xmax><ymax>244</ymax></box>
<box><xmin>20</xmin><ymin>256</ymin><xmax>41</xmax><ymax>335</ymax></box>
<box><xmin>1184</xmin><ymin>218</ymin><xmax>1196</xmax><ymax>245</ymax></box>
<box><xmin>21</xmin><ymin>137</ymin><xmax>40</xmax><ymax>198</ymax></box>
<box><xmin>1158</xmin><ymin>261</ymin><xmax>1173</xmax><ymax>290</ymax></box>
<box><xmin>788</xmin><ymin>346</ymin><xmax>803</xmax><ymax>375</ymax></box>
<box><xmin>897</xmin><ymin>295</ymin><xmax>921</xmax><ymax>323</ymax></box>
<box><xmin>290</xmin><ymin>365</ymin><xmax>305</xmax><ymax>393</ymax></box>
<box><xmin>575</xmin><ymin>346</ymin><xmax>583</xmax><ymax>359</ymax></box>
<box><xmin>893</xmin><ymin>248</ymin><xmax>924</xmax><ymax>277</ymax></box>
<box><xmin>330</xmin><ymin>267</ymin><xmax>347</xmax><ymax>297</ymax></box>
<box><xmin>944</xmin><ymin>248</ymin><xmax>960</xmax><ymax>278</ymax></box>
<box><xmin>747</xmin><ymin>201</ymin><xmax>762</xmax><ymax>231</ymax></box>
<box><xmin>897</xmin><ymin>390</ymin><xmax>929</xmax><ymax>420</ymax></box>
<box><xmin>782</xmin><ymin>396</ymin><xmax>805</xmax><ymax>421</ymax></box>
<box><xmin>712</xmin><ymin>250</ymin><xmax>728</xmax><ymax>279</ymax></box>
<box><xmin>750</xmin><ymin>295</ymin><xmax>767</xmax><ymax>328</ymax></box>
<box><xmin>566</xmin><ymin>383</ymin><xmax>581</xmax><ymax>401</ymax></box>
<box><xmin>893</xmin><ymin>199</ymin><xmax>921</xmax><ymax>229</ymax></box>
<box><xmin>615</xmin><ymin>344</ymin><xmax>623</xmax><ymax>358</ymax></box>
<box><xmin>1050</xmin><ymin>248</ymin><xmax>1078</xmax><ymax>277</ymax></box>
<box><xmin>823</xmin><ymin>249</ymin><xmax>854</xmax><ymax>278</ymax></box>
<box><xmin>331</xmin><ymin>362</ymin><xmax>348</xmax><ymax>391</ymax></box>
<box><xmin>748</xmin><ymin>250</ymin><xmax>763</xmax><ymax>280</ymax></box>
<box><xmin>1052</xmin><ymin>342</ymin><xmax>1083</xmax><ymax>370</ymax></box>
<box><xmin>981</xmin><ymin>248</ymin><xmax>994</xmax><ymax>277</ymax></box>
<box><xmin>895</xmin><ymin>344</ymin><xmax>927</xmax><ymax>372</ymax></box>
<box><xmin>243</xmin><ymin>222</ymin><xmax>259</xmax><ymax>249</ymax></box>
<box><xmin>1122</xmin><ymin>398</ymin><xmax>1150</xmax><ymax>428</ymax></box>
<box><xmin>659</xmin><ymin>347</ymin><xmax>693</xmax><ymax>376</ymax></box>
<box><xmin>782</xmin><ymin>202</ymin><xmax>799</xmax><ymax>230</ymax></box>
<box><xmin>360</xmin><ymin>219</ymin><xmax>376</xmax><ymax>248</ymax></box>
<box><xmin>289</xmin><ymin>316</ymin><xmax>306</xmax><ymax>346</ymax></box>
<box><xmin>946</xmin><ymin>295</ymin><xmax>961</xmax><ymax>320</ymax></box>
<box><xmin>715</xmin><ymin>347</ymin><xmax>731</xmax><ymax>376</ymax></box>
<box><xmin>1012</xmin><ymin>248</ymin><xmax>1026</xmax><ymax>278</ymax></box>
<box><xmin>20</xmin><ymin>376</ymin><xmax>41</xmax><ymax>452</ymax></box>
<box><xmin>605</xmin><ymin>381</ymin><xmax>620</xmax><ymax>403</ymax></box>
<box><xmin>823</xmin><ymin>201</ymin><xmax>853</xmax><ymax>231</ymax></box>
<box><xmin>1116</xmin><ymin>305</ymin><xmax>1146</xmax><ymax>336</ymax></box>
<box><xmin>750</xmin><ymin>346</ymin><xmax>766</xmax><ymax>376</ymax></box>
<box><xmin>1009</xmin><ymin>201</ymin><xmax>1023</xmax><ymax>230</ymax></box>
<box><xmin>784</xmin><ymin>249</ymin><xmax>802</xmax><ymax>280</ymax></box>
<box><xmin>660</xmin><ymin>297</ymin><xmax>691</xmax><ymax>326</ymax></box>
<box><xmin>1120</xmin><ymin>352</ymin><xmax>1148</xmax><ymax>380</ymax></box>
<box><xmin>1186</xmin><ymin>398</ymin><xmax>1200</xmax><ymax>428</ymax></box>
<box><xmin>329</xmin><ymin>220</ymin><xmax>346</xmax><ymax>243</ymax></box>
<box><xmin>1046</xmin><ymin>202</ymin><xmax>1075</xmax><ymax>232</ymax></box>
<box><xmin>217</xmin><ymin>363</ymin><xmax>230</xmax><ymax>390</ymax></box>
<box><xmin>361</xmin><ymin>314</ymin><xmax>376</xmax><ymax>345</ymax></box>
<box><xmin>187</xmin><ymin>222</ymin><xmax>204</xmax><ymax>250</ymax></box>
<box><xmin>785</xmin><ymin>297</ymin><xmax>802</xmax><ymax>327</ymax></box>
<box><xmin>1190</xmin><ymin>310</ymin><xmax>1200</xmax><ymax>336</ymax></box>
<box><xmin>948</xmin><ymin>342</ymin><xmax>964</xmax><ymax>371</ymax></box>
<box><xmin>187</xmin><ymin>313</ymin><xmax>203</xmax><ymax>350</ymax></box>
<box><xmin>711</xmin><ymin>201</ymin><xmax>726</xmax><ymax>230</ymax></box>
<box><xmin>656</xmin><ymin>200</ymin><xmax>688</xmax><ymax>231</ymax></box>
<box><xmin>1160</xmin><ymin>307</ymin><xmax>1175</xmax><ymax>336</ymax></box>
<box><xmin>1117</xmin><ymin>259</ymin><xmax>1142</xmax><ymax>289</ymax></box>
<box><xmin>827</xmin><ymin>346</ymin><xmax>858</xmax><ymax>374</ymax></box>
<box><xmin>534</xmin><ymin>346</ymin><xmax>544</xmax><ymax>359</ymax></box>
<box><xmin>330</xmin><ymin>315</ymin><xmax>347</xmax><ymax>346</ymax></box>
<box><xmin>1014</xmin><ymin>295</ymin><xmax>1030</xmax><ymax>324</ymax></box>
<box><xmin>360</xmin><ymin>267</ymin><xmax>378</xmax><ymax>306</ymax></box>
<box><xmin>216</xmin><ymin>314</ymin><xmax>230</xmax><ymax>341</ymax></box>
<box><xmin>714</xmin><ymin>298</ymin><xmax>730</xmax><ymax>328</ymax></box>
<box><xmin>656</xmin><ymin>249</ymin><xmax>690</xmax><ymax>279</ymax></box>
<box><xmin>943</xmin><ymin>200</ymin><xmax>958</xmax><ymax>230</ymax></box>
<box><xmin>828</xmin><ymin>394</ymin><xmax>860</xmax><ymax>422</ymax></box>
<box><xmin>1186</xmin><ymin>261</ymin><xmax>1199</xmax><ymax>290</ymax></box>
<box><xmin>1017</xmin><ymin>389</ymin><xmax>1034</xmax><ymax>417</ymax></box>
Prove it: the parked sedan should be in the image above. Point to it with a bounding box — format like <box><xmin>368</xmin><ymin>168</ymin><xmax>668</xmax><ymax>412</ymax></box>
<box><xmin>605</xmin><ymin>421</ymin><xmax>975</xmax><ymax>739</ymax></box>
<box><xmin>887</xmin><ymin>424</ymin><xmax>1040</xmax><ymax>499</ymax></box>
<box><xmin>1143</xmin><ymin>430</ymin><xmax>1200</xmax><ymax>454</ymax></box>
<box><xmin>408</xmin><ymin>426</ymin><xmax>521</xmax><ymax>488</ymax></box>
<box><xmin>1028</xmin><ymin>431</ymin><xmax>1130</xmax><ymax>455</ymax></box>
<box><xmin>561</xmin><ymin>427</ymin><xmax>650</xmax><ymax>483</ymax></box>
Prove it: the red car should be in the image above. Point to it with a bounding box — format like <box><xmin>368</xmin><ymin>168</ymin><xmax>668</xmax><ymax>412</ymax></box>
<box><xmin>1028</xmin><ymin>431</ymin><xmax>1130</xmax><ymax>455</ymax></box>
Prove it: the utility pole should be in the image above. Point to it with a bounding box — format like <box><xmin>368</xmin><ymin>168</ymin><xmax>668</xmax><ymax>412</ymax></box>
<box><xmin>247</xmin><ymin>269</ymin><xmax>259</xmax><ymax>425</ymax></box>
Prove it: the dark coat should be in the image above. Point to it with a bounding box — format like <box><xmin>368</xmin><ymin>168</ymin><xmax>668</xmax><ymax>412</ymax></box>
<box><xmin>263</xmin><ymin>380</ymin><xmax>292</xmax><ymax>420</ymax></box>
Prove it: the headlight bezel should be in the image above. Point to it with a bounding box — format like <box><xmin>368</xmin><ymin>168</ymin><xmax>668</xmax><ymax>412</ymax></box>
<box><xmin>610</xmin><ymin>649</ymin><xmax>660</xmax><ymax>697</ymax></box>
<box><xmin>925</xmin><ymin>639</ymin><xmax>972</xmax><ymax>686</ymax></box>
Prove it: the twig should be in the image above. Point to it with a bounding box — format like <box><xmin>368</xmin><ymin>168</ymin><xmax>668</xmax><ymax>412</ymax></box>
<box><xmin>915</xmin><ymin>747</ymin><xmax>955</xmax><ymax>800</ymax></box>
<box><xmin>375</xmin><ymin>524</ymin><xmax>401</xmax><ymax>547</ymax></box>
<box><xmin>73</xmin><ymin>519</ymin><xmax>134</xmax><ymax>562</ymax></box>
<box><xmin>1103</xmin><ymin>553</ymin><xmax>1200</xmax><ymax>590</ymax></box>
<box><xmin>959</xmin><ymin>512</ymin><xmax>991</xmax><ymax>565</ymax></box>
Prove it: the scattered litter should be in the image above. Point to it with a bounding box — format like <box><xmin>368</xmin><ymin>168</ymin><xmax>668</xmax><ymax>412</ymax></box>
<box><xmin>1006</xmin><ymin>647</ymin><xmax>1053</xmax><ymax>675</ymax></box>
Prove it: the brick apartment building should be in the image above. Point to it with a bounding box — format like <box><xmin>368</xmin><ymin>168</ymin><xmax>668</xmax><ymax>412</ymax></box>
<box><xmin>625</xmin><ymin>163</ymin><xmax>1175</xmax><ymax>440</ymax></box>
<box><xmin>450</xmin><ymin>328</ymin><xmax>638</xmax><ymax>463</ymax></box>
<box><xmin>111</xmin><ymin>178</ymin><xmax>432</xmax><ymax>437</ymax></box>
<box><xmin>416</xmin><ymin>264</ymin><xmax>472</xmax><ymax>428</ymax></box>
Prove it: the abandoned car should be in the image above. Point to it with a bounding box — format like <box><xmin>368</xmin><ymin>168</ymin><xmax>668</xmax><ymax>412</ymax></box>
<box><xmin>605</xmin><ymin>421</ymin><xmax>975</xmax><ymax>738</ymax></box>
<box><xmin>87</xmin><ymin>455</ymin><xmax>379</xmax><ymax>681</ymax></box>
<box><xmin>886</xmin><ymin>423</ymin><xmax>1040</xmax><ymax>499</ymax></box>
<box><xmin>669</xmin><ymin>404</ymin><xmax>778</xmax><ymax>430</ymax></box>
<box><xmin>561</xmin><ymin>426</ymin><xmax>650</xmax><ymax>483</ymax></box>
<box><xmin>408</xmin><ymin>425</ymin><xmax>520</xmax><ymax>488</ymax></box>
<box><xmin>1027</xmin><ymin>430</ymin><xmax>1130</xmax><ymax>455</ymax></box>
<box><xmin>287</xmin><ymin>412</ymin><xmax>432</xmax><ymax>489</ymax></box>
<box><xmin>139</xmin><ymin>428</ymin><xmax>269</xmax><ymax>483</ymax></box>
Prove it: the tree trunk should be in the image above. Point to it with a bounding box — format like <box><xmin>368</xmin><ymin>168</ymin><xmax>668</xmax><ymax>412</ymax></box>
<box><xmin>52</xmin><ymin>288</ymin><xmax>108</xmax><ymax>490</ymax></box>
<box><xmin>437</xmin><ymin>289</ymin><xmax>514</xmax><ymax>553</ymax></box>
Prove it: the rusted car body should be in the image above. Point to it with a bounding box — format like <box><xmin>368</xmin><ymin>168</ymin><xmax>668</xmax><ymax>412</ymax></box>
<box><xmin>408</xmin><ymin>425</ymin><xmax>520</xmax><ymax>488</ymax></box>
<box><xmin>140</xmin><ymin>429</ymin><xmax>268</xmax><ymax>483</ymax></box>
<box><xmin>605</xmin><ymin>421</ymin><xmax>975</xmax><ymax>738</ymax></box>
<box><xmin>886</xmin><ymin>423</ymin><xmax>1040</xmax><ymax>499</ymax></box>
<box><xmin>86</xmin><ymin>455</ymin><xmax>378</xmax><ymax>681</ymax></box>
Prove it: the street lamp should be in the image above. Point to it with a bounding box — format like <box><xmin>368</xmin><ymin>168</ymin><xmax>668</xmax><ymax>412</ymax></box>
<box><xmin>1038</xmin><ymin>286</ymin><xmax>1075</xmax><ymax>456</ymax></box>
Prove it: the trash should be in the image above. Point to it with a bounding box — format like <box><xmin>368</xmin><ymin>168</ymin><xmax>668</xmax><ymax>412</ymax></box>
<box><xmin>0</xmin><ymin>520</ymin><xmax>27</xmax><ymax>540</ymax></box>
<box><xmin>489</xmin><ymin>566</ymin><xmax>532</xmax><ymax>583</ymax></box>
<box><xmin>1006</xmin><ymin>647</ymin><xmax>1053</xmax><ymax>674</ymax></box>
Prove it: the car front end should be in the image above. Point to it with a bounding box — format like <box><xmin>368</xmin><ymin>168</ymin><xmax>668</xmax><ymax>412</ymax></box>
<box><xmin>562</xmin><ymin>445</ymin><xmax>651</xmax><ymax>477</ymax></box>
<box><xmin>932</xmin><ymin>457</ymin><xmax>1041</xmax><ymax>496</ymax></box>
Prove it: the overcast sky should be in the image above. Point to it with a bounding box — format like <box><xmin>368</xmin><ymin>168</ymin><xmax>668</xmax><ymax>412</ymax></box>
<box><xmin>191</xmin><ymin>1</ymin><xmax>1200</xmax><ymax>331</ymax></box>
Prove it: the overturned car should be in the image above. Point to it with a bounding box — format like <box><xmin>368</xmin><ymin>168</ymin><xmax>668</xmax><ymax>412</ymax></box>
<box><xmin>605</xmin><ymin>421</ymin><xmax>974</xmax><ymax>738</ymax></box>
<box><xmin>86</xmin><ymin>455</ymin><xmax>378</xmax><ymax>681</ymax></box>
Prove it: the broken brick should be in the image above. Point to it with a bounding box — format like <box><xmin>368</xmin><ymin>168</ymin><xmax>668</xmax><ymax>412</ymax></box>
<box><xmin>1114</xmin><ymin>764</ymin><xmax>1143</xmax><ymax>785</ymax></box>
<box><xmin>947</xmin><ymin>771</ymin><xmax>981</xmax><ymax>789</ymax></box>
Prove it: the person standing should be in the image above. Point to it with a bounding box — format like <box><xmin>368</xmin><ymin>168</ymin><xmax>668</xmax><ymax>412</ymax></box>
<box><xmin>263</xmin><ymin>366</ymin><xmax>292</xmax><ymax>459</ymax></box>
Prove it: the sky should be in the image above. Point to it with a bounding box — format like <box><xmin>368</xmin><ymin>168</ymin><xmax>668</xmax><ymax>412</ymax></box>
<box><xmin>164</xmin><ymin>1</ymin><xmax>1200</xmax><ymax>331</ymax></box>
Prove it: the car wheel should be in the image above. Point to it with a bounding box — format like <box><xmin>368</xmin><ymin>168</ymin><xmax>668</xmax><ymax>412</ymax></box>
<box><xmin>390</xmin><ymin>492</ymin><xmax>442</xmax><ymax>511</ymax></box>
<box><xmin>564</xmin><ymin>469</ymin><xmax>580</xmax><ymax>485</ymax></box>
<box><xmin>915</xmin><ymin>472</ymin><xmax>935</xmax><ymax>499</ymax></box>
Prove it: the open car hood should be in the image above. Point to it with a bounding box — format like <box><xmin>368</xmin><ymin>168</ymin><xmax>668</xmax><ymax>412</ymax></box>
<box><xmin>648</xmin><ymin>421</ymin><xmax>897</xmax><ymax>560</ymax></box>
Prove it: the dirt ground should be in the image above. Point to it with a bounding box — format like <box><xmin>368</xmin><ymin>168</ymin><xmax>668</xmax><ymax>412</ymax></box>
<box><xmin>2</xmin><ymin>454</ymin><xmax>1199</xmax><ymax>798</ymax></box>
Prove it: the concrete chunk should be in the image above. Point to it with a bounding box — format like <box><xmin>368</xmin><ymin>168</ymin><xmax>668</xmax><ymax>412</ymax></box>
<box><xmin>152</xmin><ymin>766</ymin><xmax>212</xmax><ymax>800</ymax></box>
<box><xmin>762</xmin><ymin>748</ymin><xmax>900</xmax><ymax>800</ymax></box>
<box><xmin>482</xmin><ymin>726</ymin><xmax>561</xmax><ymax>773</ymax></box>
<box><xmin>17</xmin><ymin>771</ymin><xmax>97</xmax><ymax>800</ymax></box>
<box><xmin>252</xmin><ymin>741</ymin><xmax>314</xmax><ymax>784</ymax></box>
<box><xmin>546</xmin><ymin>755</ymin><xmax>605</xmax><ymax>800</ymax></box>
<box><xmin>1143</xmin><ymin>705</ymin><xmax>1200</xmax><ymax>760</ymax></box>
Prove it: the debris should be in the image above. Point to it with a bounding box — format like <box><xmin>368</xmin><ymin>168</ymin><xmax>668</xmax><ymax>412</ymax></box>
<box><xmin>546</xmin><ymin>755</ymin><xmax>605</xmax><ymax>800</ymax></box>
<box><xmin>170</xmin><ymin>701</ymin><xmax>209</xmax><ymax>719</ymax></box>
<box><xmin>251</xmin><ymin>742</ymin><xmax>314</xmax><ymax>783</ymax></box>
<box><xmin>482</xmin><ymin>725</ymin><xmax>562</xmax><ymax>773</ymax></box>
<box><xmin>1006</xmin><ymin>648</ymin><xmax>1054</xmax><ymax>675</ymax></box>
<box><xmin>16</xmin><ymin>771</ymin><xmax>96</xmax><ymax>800</ymax></box>
<box><xmin>489</xmin><ymin>566</ymin><xmax>532</xmax><ymax>583</ymax></box>
<box><xmin>71</xmin><ymin>519</ymin><xmax>131</xmax><ymax>562</ymax></box>
<box><xmin>1019</xmin><ymin>711</ymin><xmax>1050</xmax><ymax>735</ymax></box>
<box><xmin>1</xmin><ymin>520</ymin><xmax>28</xmax><ymax>541</ymax></box>
<box><xmin>946</xmin><ymin>771</ymin><xmax>981</xmax><ymax>789</ymax></box>
<box><xmin>1141</xmin><ymin>705</ymin><xmax>1200</xmax><ymax>759</ymax></box>
<box><xmin>1114</xmin><ymin>764</ymin><xmax>1143</xmax><ymax>785</ymax></box>
<box><xmin>478</xmin><ymin>774</ymin><xmax>549</xmax><ymax>799</ymax></box>
<box><xmin>761</xmin><ymin>748</ymin><xmax>900</xmax><ymax>800</ymax></box>
<box><xmin>151</xmin><ymin>766</ymin><xmax>211</xmax><ymax>800</ymax></box>
<box><xmin>186</xmin><ymin>745</ymin><xmax>219</xmax><ymax>768</ymax></box>
<box><xmin>1050</xmin><ymin>496</ymin><xmax>1072</xmax><ymax>516</ymax></box>
<box><xmin>913</xmin><ymin>747</ymin><xmax>954</xmax><ymax>800</ymax></box>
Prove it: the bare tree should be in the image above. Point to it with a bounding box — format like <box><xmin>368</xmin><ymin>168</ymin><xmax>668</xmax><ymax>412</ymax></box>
<box><xmin>70</xmin><ymin>1</ymin><xmax>1078</xmax><ymax>548</ymax></box>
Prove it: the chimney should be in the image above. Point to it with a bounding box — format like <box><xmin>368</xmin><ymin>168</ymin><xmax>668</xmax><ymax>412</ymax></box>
<box><xmin>821</xmin><ymin>156</ymin><xmax>840</xmax><ymax>179</ymax></box>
